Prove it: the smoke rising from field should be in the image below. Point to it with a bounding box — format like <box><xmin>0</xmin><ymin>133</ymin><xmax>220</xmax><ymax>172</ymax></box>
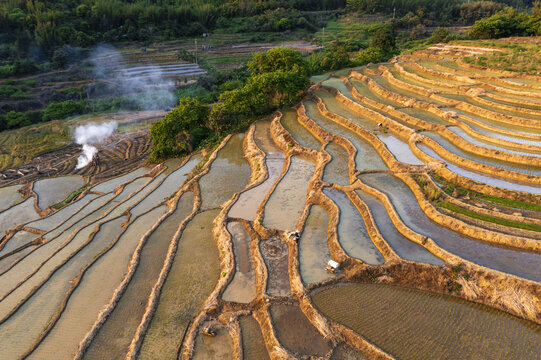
<box><xmin>75</xmin><ymin>122</ymin><xmax>118</xmax><ymax>169</ymax></box>
<box><xmin>89</xmin><ymin>44</ymin><xmax>176</xmax><ymax>110</ymax></box>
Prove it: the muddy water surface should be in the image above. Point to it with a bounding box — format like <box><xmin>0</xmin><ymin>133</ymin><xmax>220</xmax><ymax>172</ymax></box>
<box><xmin>313</xmin><ymin>283</ymin><xmax>541</xmax><ymax>360</ymax></box>
<box><xmin>239</xmin><ymin>315</ymin><xmax>270</xmax><ymax>360</ymax></box>
<box><xmin>299</xmin><ymin>205</ymin><xmax>333</xmax><ymax>284</ymax></box>
<box><xmin>323</xmin><ymin>142</ymin><xmax>351</xmax><ymax>185</ymax></box>
<box><xmin>192</xmin><ymin>324</ymin><xmax>233</xmax><ymax>360</ymax></box>
<box><xmin>138</xmin><ymin>209</ymin><xmax>220</xmax><ymax>360</ymax></box>
<box><xmin>269</xmin><ymin>304</ymin><xmax>331</xmax><ymax>357</ymax></box>
<box><xmin>222</xmin><ymin>222</ymin><xmax>256</xmax><ymax>304</ymax></box>
<box><xmin>0</xmin><ymin>185</ymin><xmax>23</xmax><ymax>213</ymax></box>
<box><xmin>260</xmin><ymin>237</ymin><xmax>290</xmax><ymax>297</ymax></box>
<box><xmin>34</xmin><ymin>175</ymin><xmax>85</xmax><ymax>209</ymax></box>
<box><xmin>263</xmin><ymin>156</ymin><xmax>314</xmax><ymax>231</ymax></box>
<box><xmin>83</xmin><ymin>192</ymin><xmax>194</xmax><ymax>360</ymax></box>
<box><xmin>280</xmin><ymin>109</ymin><xmax>321</xmax><ymax>150</ymax></box>
<box><xmin>323</xmin><ymin>188</ymin><xmax>384</xmax><ymax>265</ymax></box>
<box><xmin>199</xmin><ymin>134</ymin><xmax>251</xmax><ymax>210</ymax></box>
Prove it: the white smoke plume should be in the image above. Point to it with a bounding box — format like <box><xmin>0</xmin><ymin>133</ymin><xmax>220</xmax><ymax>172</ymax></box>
<box><xmin>89</xmin><ymin>44</ymin><xmax>177</xmax><ymax>110</ymax></box>
<box><xmin>75</xmin><ymin>122</ymin><xmax>118</xmax><ymax>169</ymax></box>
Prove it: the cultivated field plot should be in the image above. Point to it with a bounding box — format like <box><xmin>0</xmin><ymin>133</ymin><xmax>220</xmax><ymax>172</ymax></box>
<box><xmin>0</xmin><ymin>40</ymin><xmax>540</xmax><ymax>359</ymax></box>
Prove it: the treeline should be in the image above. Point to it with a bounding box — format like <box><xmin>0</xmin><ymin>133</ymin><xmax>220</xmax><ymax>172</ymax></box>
<box><xmin>347</xmin><ymin>0</ymin><xmax>535</xmax><ymax>25</ymax></box>
<box><xmin>0</xmin><ymin>0</ymin><xmax>344</xmax><ymax>64</ymax></box>
<box><xmin>469</xmin><ymin>4</ymin><xmax>541</xmax><ymax>38</ymax></box>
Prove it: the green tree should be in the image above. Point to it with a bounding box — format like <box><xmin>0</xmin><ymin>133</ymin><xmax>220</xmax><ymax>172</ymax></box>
<box><xmin>149</xmin><ymin>98</ymin><xmax>209</xmax><ymax>161</ymax></box>
<box><xmin>247</xmin><ymin>47</ymin><xmax>308</xmax><ymax>76</ymax></box>
<box><xmin>369</xmin><ymin>23</ymin><xmax>396</xmax><ymax>53</ymax></box>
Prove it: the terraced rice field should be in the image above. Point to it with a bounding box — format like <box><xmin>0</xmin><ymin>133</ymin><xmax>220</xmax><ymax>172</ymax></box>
<box><xmin>0</xmin><ymin>42</ymin><xmax>540</xmax><ymax>359</ymax></box>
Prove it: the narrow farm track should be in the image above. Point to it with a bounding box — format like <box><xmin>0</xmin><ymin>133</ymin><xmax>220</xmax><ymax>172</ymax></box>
<box><xmin>0</xmin><ymin>42</ymin><xmax>540</xmax><ymax>360</ymax></box>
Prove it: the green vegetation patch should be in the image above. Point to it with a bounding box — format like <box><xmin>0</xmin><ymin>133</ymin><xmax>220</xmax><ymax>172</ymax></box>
<box><xmin>0</xmin><ymin>121</ymin><xmax>70</xmax><ymax>170</ymax></box>
<box><xmin>437</xmin><ymin>201</ymin><xmax>541</xmax><ymax>233</ymax></box>
<box><xmin>431</xmin><ymin>174</ymin><xmax>541</xmax><ymax>213</ymax></box>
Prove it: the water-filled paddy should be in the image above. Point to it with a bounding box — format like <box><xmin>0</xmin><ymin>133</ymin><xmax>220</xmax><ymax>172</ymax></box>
<box><xmin>33</xmin><ymin>175</ymin><xmax>85</xmax><ymax>209</ymax></box>
<box><xmin>304</xmin><ymin>99</ymin><xmax>387</xmax><ymax>171</ymax></box>
<box><xmin>354</xmin><ymin>189</ymin><xmax>444</xmax><ymax>265</ymax></box>
<box><xmin>29</xmin><ymin>206</ymin><xmax>168</xmax><ymax>359</ymax></box>
<box><xmin>323</xmin><ymin>188</ymin><xmax>384</xmax><ymax>265</ymax></box>
<box><xmin>447</xmin><ymin>126</ymin><xmax>541</xmax><ymax>157</ymax></box>
<box><xmin>423</xmin><ymin>132</ymin><xmax>541</xmax><ymax>176</ymax></box>
<box><xmin>83</xmin><ymin>192</ymin><xmax>194</xmax><ymax>359</ymax></box>
<box><xmin>228</xmin><ymin>158</ymin><xmax>283</xmax><ymax>221</ymax></box>
<box><xmin>239</xmin><ymin>316</ymin><xmax>270</xmax><ymax>360</ymax></box>
<box><xmin>0</xmin><ymin>198</ymin><xmax>40</xmax><ymax>233</ymax></box>
<box><xmin>299</xmin><ymin>205</ymin><xmax>333</xmax><ymax>284</ymax></box>
<box><xmin>377</xmin><ymin>134</ymin><xmax>424</xmax><ymax>165</ymax></box>
<box><xmin>263</xmin><ymin>156</ymin><xmax>314</xmax><ymax>231</ymax></box>
<box><xmin>280</xmin><ymin>109</ymin><xmax>321</xmax><ymax>150</ymax></box>
<box><xmin>138</xmin><ymin>209</ymin><xmax>220</xmax><ymax>360</ymax></box>
<box><xmin>222</xmin><ymin>222</ymin><xmax>256</xmax><ymax>304</ymax></box>
<box><xmin>349</xmin><ymin>78</ymin><xmax>403</xmax><ymax>107</ymax></box>
<box><xmin>91</xmin><ymin>167</ymin><xmax>149</xmax><ymax>193</ymax></box>
<box><xmin>269</xmin><ymin>304</ymin><xmax>331</xmax><ymax>357</ymax></box>
<box><xmin>323</xmin><ymin>142</ymin><xmax>351</xmax><ymax>185</ymax></box>
<box><xmin>0</xmin><ymin>184</ymin><xmax>23</xmax><ymax>213</ymax></box>
<box><xmin>419</xmin><ymin>145</ymin><xmax>541</xmax><ymax>195</ymax></box>
<box><xmin>28</xmin><ymin>193</ymin><xmax>101</xmax><ymax>234</ymax></box>
<box><xmin>130</xmin><ymin>154</ymin><xmax>201</xmax><ymax>216</ymax></box>
<box><xmin>0</xmin><ymin>230</ymin><xmax>36</xmax><ymax>257</ymax></box>
<box><xmin>313</xmin><ymin>283</ymin><xmax>541</xmax><ymax>360</ymax></box>
<box><xmin>0</xmin><ymin>216</ymin><xmax>126</xmax><ymax>359</ymax></box>
<box><xmin>192</xmin><ymin>325</ymin><xmax>233</xmax><ymax>360</ymax></box>
<box><xmin>199</xmin><ymin>133</ymin><xmax>251</xmax><ymax>210</ymax></box>
<box><xmin>360</xmin><ymin>173</ymin><xmax>541</xmax><ymax>281</ymax></box>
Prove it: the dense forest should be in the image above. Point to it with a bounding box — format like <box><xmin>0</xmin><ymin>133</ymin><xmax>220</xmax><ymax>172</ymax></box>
<box><xmin>1</xmin><ymin>0</ymin><xmax>537</xmax><ymax>67</ymax></box>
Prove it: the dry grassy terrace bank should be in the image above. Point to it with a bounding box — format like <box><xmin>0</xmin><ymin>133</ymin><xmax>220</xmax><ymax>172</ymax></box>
<box><xmin>0</xmin><ymin>39</ymin><xmax>540</xmax><ymax>359</ymax></box>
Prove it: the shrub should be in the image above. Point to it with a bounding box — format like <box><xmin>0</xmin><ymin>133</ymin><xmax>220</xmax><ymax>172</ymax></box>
<box><xmin>354</xmin><ymin>47</ymin><xmax>386</xmax><ymax>66</ymax></box>
<box><xmin>6</xmin><ymin>111</ymin><xmax>30</xmax><ymax>129</ymax></box>
<box><xmin>42</xmin><ymin>100</ymin><xmax>84</xmax><ymax>121</ymax></box>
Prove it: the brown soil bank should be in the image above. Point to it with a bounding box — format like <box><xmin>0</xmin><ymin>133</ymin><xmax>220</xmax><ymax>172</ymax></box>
<box><xmin>313</xmin><ymin>283</ymin><xmax>541</xmax><ymax>360</ymax></box>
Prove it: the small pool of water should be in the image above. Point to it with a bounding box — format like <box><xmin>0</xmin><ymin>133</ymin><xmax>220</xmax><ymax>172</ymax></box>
<box><xmin>222</xmin><ymin>222</ymin><xmax>256</xmax><ymax>304</ymax></box>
